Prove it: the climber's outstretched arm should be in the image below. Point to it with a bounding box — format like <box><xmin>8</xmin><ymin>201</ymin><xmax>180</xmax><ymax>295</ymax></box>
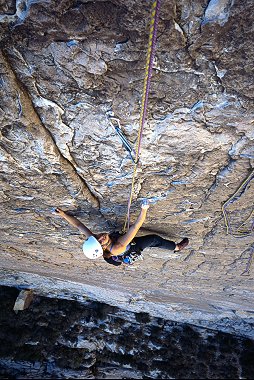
<box><xmin>54</xmin><ymin>208</ymin><xmax>93</xmax><ymax>238</ymax></box>
<box><xmin>117</xmin><ymin>203</ymin><xmax>150</xmax><ymax>247</ymax></box>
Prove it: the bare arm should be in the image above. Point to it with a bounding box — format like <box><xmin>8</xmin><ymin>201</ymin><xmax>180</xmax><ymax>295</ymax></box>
<box><xmin>54</xmin><ymin>208</ymin><xmax>93</xmax><ymax>238</ymax></box>
<box><xmin>116</xmin><ymin>204</ymin><xmax>149</xmax><ymax>248</ymax></box>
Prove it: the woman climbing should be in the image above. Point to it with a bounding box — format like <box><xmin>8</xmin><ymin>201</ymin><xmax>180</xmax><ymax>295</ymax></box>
<box><xmin>53</xmin><ymin>202</ymin><xmax>189</xmax><ymax>266</ymax></box>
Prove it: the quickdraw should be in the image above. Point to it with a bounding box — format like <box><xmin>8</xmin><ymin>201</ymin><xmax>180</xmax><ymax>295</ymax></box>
<box><xmin>222</xmin><ymin>169</ymin><xmax>254</xmax><ymax>237</ymax></box>
<box><xmin>108</xmin><ymin>117</ymin><xmax>138</xmax><ymax>165</ymax></box>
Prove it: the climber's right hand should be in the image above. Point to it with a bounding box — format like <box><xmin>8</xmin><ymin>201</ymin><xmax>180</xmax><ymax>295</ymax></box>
<box><xmin>141</xmin><ymin>199</ymin><xmax>150</xmax><ymax>210</ymax></box>
<box><xmin>52</xmin><ymin>207</ymin><xmax>65</xmax><ymax>216</ymax></box>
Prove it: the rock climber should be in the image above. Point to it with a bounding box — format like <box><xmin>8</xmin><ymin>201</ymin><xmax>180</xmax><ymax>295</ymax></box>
<box><xmin>53</xmin><ymin>202</ymin><xmax>189</xmax><ymax>266</ymax></box>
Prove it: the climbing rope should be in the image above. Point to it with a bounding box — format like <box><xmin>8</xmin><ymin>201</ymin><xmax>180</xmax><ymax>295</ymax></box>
<box><xmin>222</xmin><ymin>169</ymin><xmax>254</xmax><ymax>237</ymax></box>
<box><xmin>123</xmin><ymin>0</ymin><xmax>161</xmax><ymax>231</ymax></box>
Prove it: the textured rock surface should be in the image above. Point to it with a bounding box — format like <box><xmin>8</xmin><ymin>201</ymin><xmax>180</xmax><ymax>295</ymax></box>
<box><xmin>0</xmin><ymin>286</ymin><xmax>254</xmax><ymax>379</ymax></box>
<box><xmin>0</xmin><ymin>0</ymin><xmax>254</xmax><ymax>339</ymax></box>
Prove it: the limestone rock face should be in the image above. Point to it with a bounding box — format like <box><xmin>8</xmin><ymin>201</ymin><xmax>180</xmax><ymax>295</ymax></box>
<box><xmin>0</xmin><ymin>0</ymin><xmax>253</xmax><ymax>331</ymax></box>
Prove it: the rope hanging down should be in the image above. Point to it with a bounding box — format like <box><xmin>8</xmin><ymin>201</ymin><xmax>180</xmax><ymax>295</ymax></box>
<box><xmin>123</xmin><ymin>0</ymin><xmax>161</xmax><ymax>231</ymax></box>
<box><xmin>222</xmin><ymin>169</ymin><xmax>254</xmax><ymax>237</ymax></box>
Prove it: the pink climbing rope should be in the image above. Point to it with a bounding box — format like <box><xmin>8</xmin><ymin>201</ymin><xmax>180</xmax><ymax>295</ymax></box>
<box><xmin>124</xmin><ymin>0</ymin><xmax>161</xmax><ymax>231</ymax></box>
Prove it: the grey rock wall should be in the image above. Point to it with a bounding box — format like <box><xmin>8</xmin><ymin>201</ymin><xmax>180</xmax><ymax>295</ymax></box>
<box><xmin>0</xmin><ymin>0</ymin><xmax>253</xmax><ymax>340</ymax></box>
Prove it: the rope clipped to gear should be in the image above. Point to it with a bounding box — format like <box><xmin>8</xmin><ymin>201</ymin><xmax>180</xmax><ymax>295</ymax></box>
<box><xmin>123</xmin><ymin>0</ymin><xmax>161</xmax><ymax>232</ymax></box>
<box><xmin>222</xmin><ymin>169</ymin><xmax>254</xmax><ymax>237</ymax></box>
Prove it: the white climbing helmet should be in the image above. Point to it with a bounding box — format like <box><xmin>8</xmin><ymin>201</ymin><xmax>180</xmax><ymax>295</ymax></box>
<box><xmin>82</xmin><ymin>236</ymin><xmax>103</xmax><ymax>259</ymax></box>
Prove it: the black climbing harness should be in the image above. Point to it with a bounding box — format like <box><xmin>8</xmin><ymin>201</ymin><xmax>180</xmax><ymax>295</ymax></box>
<box><xmin>111</xmin><ymin>241</ymin><xmax>143</xmax><ymax>265</ymax></box>
<box><xmin>106</xmin><ymin>231</ymin><xmax>143</xmax><ymax>265</ymax></box>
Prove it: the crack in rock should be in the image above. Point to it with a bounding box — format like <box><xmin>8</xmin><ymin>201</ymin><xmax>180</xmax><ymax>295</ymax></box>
<box><xmin>1</xmin><ymin>49</ymin><xmax>100</xmax><ymax>209</ymax></box>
